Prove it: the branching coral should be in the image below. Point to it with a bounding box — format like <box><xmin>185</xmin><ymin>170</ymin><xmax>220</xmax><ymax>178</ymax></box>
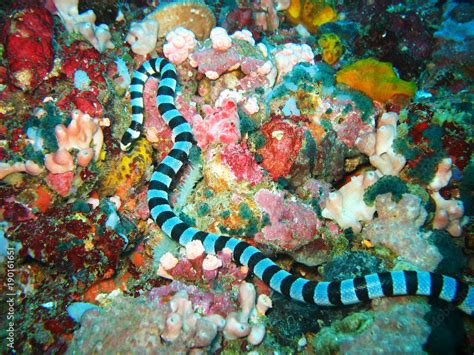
<box><xmin>44</xmin><ymin>110</ymin><xmax>103</xmax><ymax>173</ymax></box>
<box><xmin>53</xmin><ymin>0</ymin><xmax>114</xmax><ymax>53</ymax></box>
<box><xmin>356</xmin><ymin>112</ymin><xmax>406</xmax><ymax>176</ymax></box>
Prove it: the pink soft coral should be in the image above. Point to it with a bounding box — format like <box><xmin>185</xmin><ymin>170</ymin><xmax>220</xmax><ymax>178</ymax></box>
<box><xmin>188</xmin><ymin>99</ymin><xmax>241</xmax><ymax>149</ymax></box>
<box><xmin>254</xmin><ymin>189</ymin><xmax>322</xmax><ymax>251</ymax></box>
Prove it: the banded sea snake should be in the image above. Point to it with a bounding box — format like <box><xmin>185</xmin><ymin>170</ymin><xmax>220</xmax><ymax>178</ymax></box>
<box><xmin>121</xmin><ymin>58</ymin><xmax>474</xmax><ymax>316</ymax></box>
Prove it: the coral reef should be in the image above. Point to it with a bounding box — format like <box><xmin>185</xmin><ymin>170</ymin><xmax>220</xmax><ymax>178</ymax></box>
<box><xmin>0</xmin><ymin>0</ymin><xmax>472</xmax><ymax>353</ymax></box>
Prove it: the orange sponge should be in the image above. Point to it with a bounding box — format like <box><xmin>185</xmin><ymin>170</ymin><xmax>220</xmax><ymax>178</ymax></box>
<box><xmin>336</xmin><ymin>58</ymin><xmax>416</xmax><ymax>104</ymax></box>
<box><xmin>286</xmin><ymin>0</ymin><xmax>337</xmax><ymax>34</ymax></box>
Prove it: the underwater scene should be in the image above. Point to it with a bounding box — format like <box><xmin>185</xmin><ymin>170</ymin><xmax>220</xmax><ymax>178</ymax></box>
<box><xmin>0</xmin><ymin>0</ymin><xmax>473</xmax><ymax>353</ymax></box>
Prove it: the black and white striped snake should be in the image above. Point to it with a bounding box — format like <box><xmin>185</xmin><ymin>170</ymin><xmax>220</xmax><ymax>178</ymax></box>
<box><xmin>121</xmin><ymin>58</ymin><xmax>474</xmax><ymax>316</ymax></box>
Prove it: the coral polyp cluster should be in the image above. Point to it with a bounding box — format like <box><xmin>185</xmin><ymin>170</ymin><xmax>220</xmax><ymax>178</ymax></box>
<box><xmin>0</xmin><ymin>0</ymin><xmax>472</xmax><ymax>353</ymax></box>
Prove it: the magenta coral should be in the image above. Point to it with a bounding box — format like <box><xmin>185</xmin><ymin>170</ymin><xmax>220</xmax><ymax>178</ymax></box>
<box><xmin>221</xmin><ymin>143</ymin><xmax>263</xmax><ymax>185</ymax></box>
<box><xmin>188</xmin><ymin>99</ymin><xmax>241</xmax><ymax>149</ymax></box>
<box><xmin>254</xmin><ymin>189</ymin><xmax>322</xmax><ymax>251</ymax></box>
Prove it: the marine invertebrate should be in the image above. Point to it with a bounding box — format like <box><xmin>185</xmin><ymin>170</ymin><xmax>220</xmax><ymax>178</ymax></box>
<box><xmin>52</xmin><ymin>0</ymin><xmax>114</xmax><ymax>53</ymax></box>
<box><xmin>146</xmin><ymin>0</ymin><xmax>216</xmax><ymax>40</ymax></box>
<box><xmin>44</xmin><ymin>109</ymin><xmax>103</xmax><ymax>173</ymax></box>
<box><xmin>2</xmin><ymin>7</ymin><xmax>54</xmax><ymax>91</ymax></box>
<box><xmin>0</xmin><ymin>161</ymin><xmax>43</xmax><ymax>180</ymax></box>
<box><xmin>363</xmin><ymin>193</ymin><xmax>443</xmax><ymax>272</ymax></box>
<box><xmin>189</xmin><ymin>30</ymin><xmax>269</xmax><ymax>83</ymax></box>
<box><xmin>120</xmin><ymin>58</ymin><xmax>474</xmax><ymax>319</ymax></box>
<box><xmin>285</xmin><ymin>0</ymin><xmax>337</xmax><ymax>34</ymax></box>
<box><xmin>336</xmin><ymin>58</ymin><xmax>417</xmax><ymax>104</ymax></box>
<box><xmin>99</xmin><ymin>138</ymin><xmax>153</xmax><ymax>198</ymax></box>
<box><xmin>272</xmin><ymin>43</ymin><xmax>314</xmax><ymax>82</ymax></box>
<box><xmin>187</xmin><ymin>99</ymin><xmax>241</xmax><ymax>149</ymax></box>
<box><xmin>163</xmin><ymin>27</ymin><xmax>197</xmax><ymax>65</ymax></box>
<box><xmin>254</xmin><ymin>189</ymin><xmax>323</xmax><ymax>252</ymax></box>
<box><xmin>257</xmin><ymin>118</ymin><xmax>305</xmax><ymax>180</ymax></box>
<box><xmin>68</xmin><ymin>280</ymin><xmax>271</xmax><ymax>352</ymax></box>
<box><xmin>126</xmin><ymin>19</ymin><xmax>159</xmax><ymax>56</ymax></box>
<box><xmin>126</xmin><ymin>0</ymin><xmax>215</xmax><ymax>55</ymax></box>
<box><xmin>318</xmin><ymin>33</ymin><xmax>344</xmax><ymax>65</ymax></box>
<box><xmin>356</xmin><ymin>111</ymin><xmax>406</xmax><ymax>176</ymax></box>
<box><xmin>321</xmin><ymin>171</ymin><xmax>379</xmax><ymax>233</ymax></box>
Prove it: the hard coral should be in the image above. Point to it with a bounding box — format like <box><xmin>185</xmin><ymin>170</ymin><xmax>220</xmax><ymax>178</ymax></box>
<box><xmin>2</xmin><ymin>7</ymin><xmax>54</xmax><ymax>91</ymax></box>
<box><xmin>148</xmin><ymin>1</ymin><xmax>215</xmax><ymax>40</ymax></box>
<box><xmin>336</xmin><ymin>58</ymin><xmax>416</xmax><ymax>104</ymax></box>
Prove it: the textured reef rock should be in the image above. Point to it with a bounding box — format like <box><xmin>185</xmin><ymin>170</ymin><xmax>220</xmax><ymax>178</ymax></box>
<box><xmin>0</xmin><ymin>0</ymin><xmax>472</xmax><ymax>353</ymax></box>
<box><xmin>2</xmin><ymin>7</ymin><xmax>54</xmax><ymax>91</ymax></box>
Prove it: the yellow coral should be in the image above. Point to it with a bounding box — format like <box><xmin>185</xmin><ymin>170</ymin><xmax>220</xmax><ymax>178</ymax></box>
<box><xmin>318</xmin><ymin>33</ymin><xmax>344</xmax><ymax>65</ymax></box>
<box><xmin>100</xmin><ymin>139</ymin><xmax>153</xmax><ymax>197</ymax></box>
<box><xmin>336</xmin><ymin>58</ymin><xmax>417</xmax><ymax>104</ymax></box>
<box><xmin>286</xmin><ymin>0</ymin><xmax>337</xmax><ymax>34</ymax></box>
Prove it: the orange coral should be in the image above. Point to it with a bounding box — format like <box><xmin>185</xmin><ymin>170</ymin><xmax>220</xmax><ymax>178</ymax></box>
<box><xmin>286</xmin><ymin>0</ymin><xmax>337</xmax><ymax>34</ymax></box>
<box><xmin>336</xmin><ymin>58</ymin><xmax>417</xmax><ymax>104</ymax></box>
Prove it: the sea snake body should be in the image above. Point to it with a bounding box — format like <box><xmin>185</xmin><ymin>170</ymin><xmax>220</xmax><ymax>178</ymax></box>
<box><xmin>121</xmin><ymin>58</ymin><xmax>474</xmax><ymax>316</ymax></box>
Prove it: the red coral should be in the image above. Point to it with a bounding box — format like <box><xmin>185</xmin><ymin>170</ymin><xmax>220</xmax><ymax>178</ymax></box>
<box><xmin>257</xmin><ymin>119</ymin><xmax>305</xmax><ymax>180</ymax></box>
<box><xmin>57</xmin><ymin>88</ymin><xmax>104</xmax><ymax>117</ymax></box>
<box><xmin>9</xmin><ymin>207</ymin><xmax>126</xmax><ymax>283</ymax></box>
<box><xmin>221</xmin><ymin>143</ymin><xmax>263</xmax><ymax>185</ymax></box>
<box><xmin>46</xmin><ymin>171</ymin><xmax>74</xmax><ymax>196</ymax></box>
<box><xmin>61</xmin><ymin>41</ymin><xmax>105</xmax><ymax>84</ymax></box>
<box><xmin>2</xmin><ymin>7</ymin><xmax>54</xmax><ymax>91</ymax></box>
